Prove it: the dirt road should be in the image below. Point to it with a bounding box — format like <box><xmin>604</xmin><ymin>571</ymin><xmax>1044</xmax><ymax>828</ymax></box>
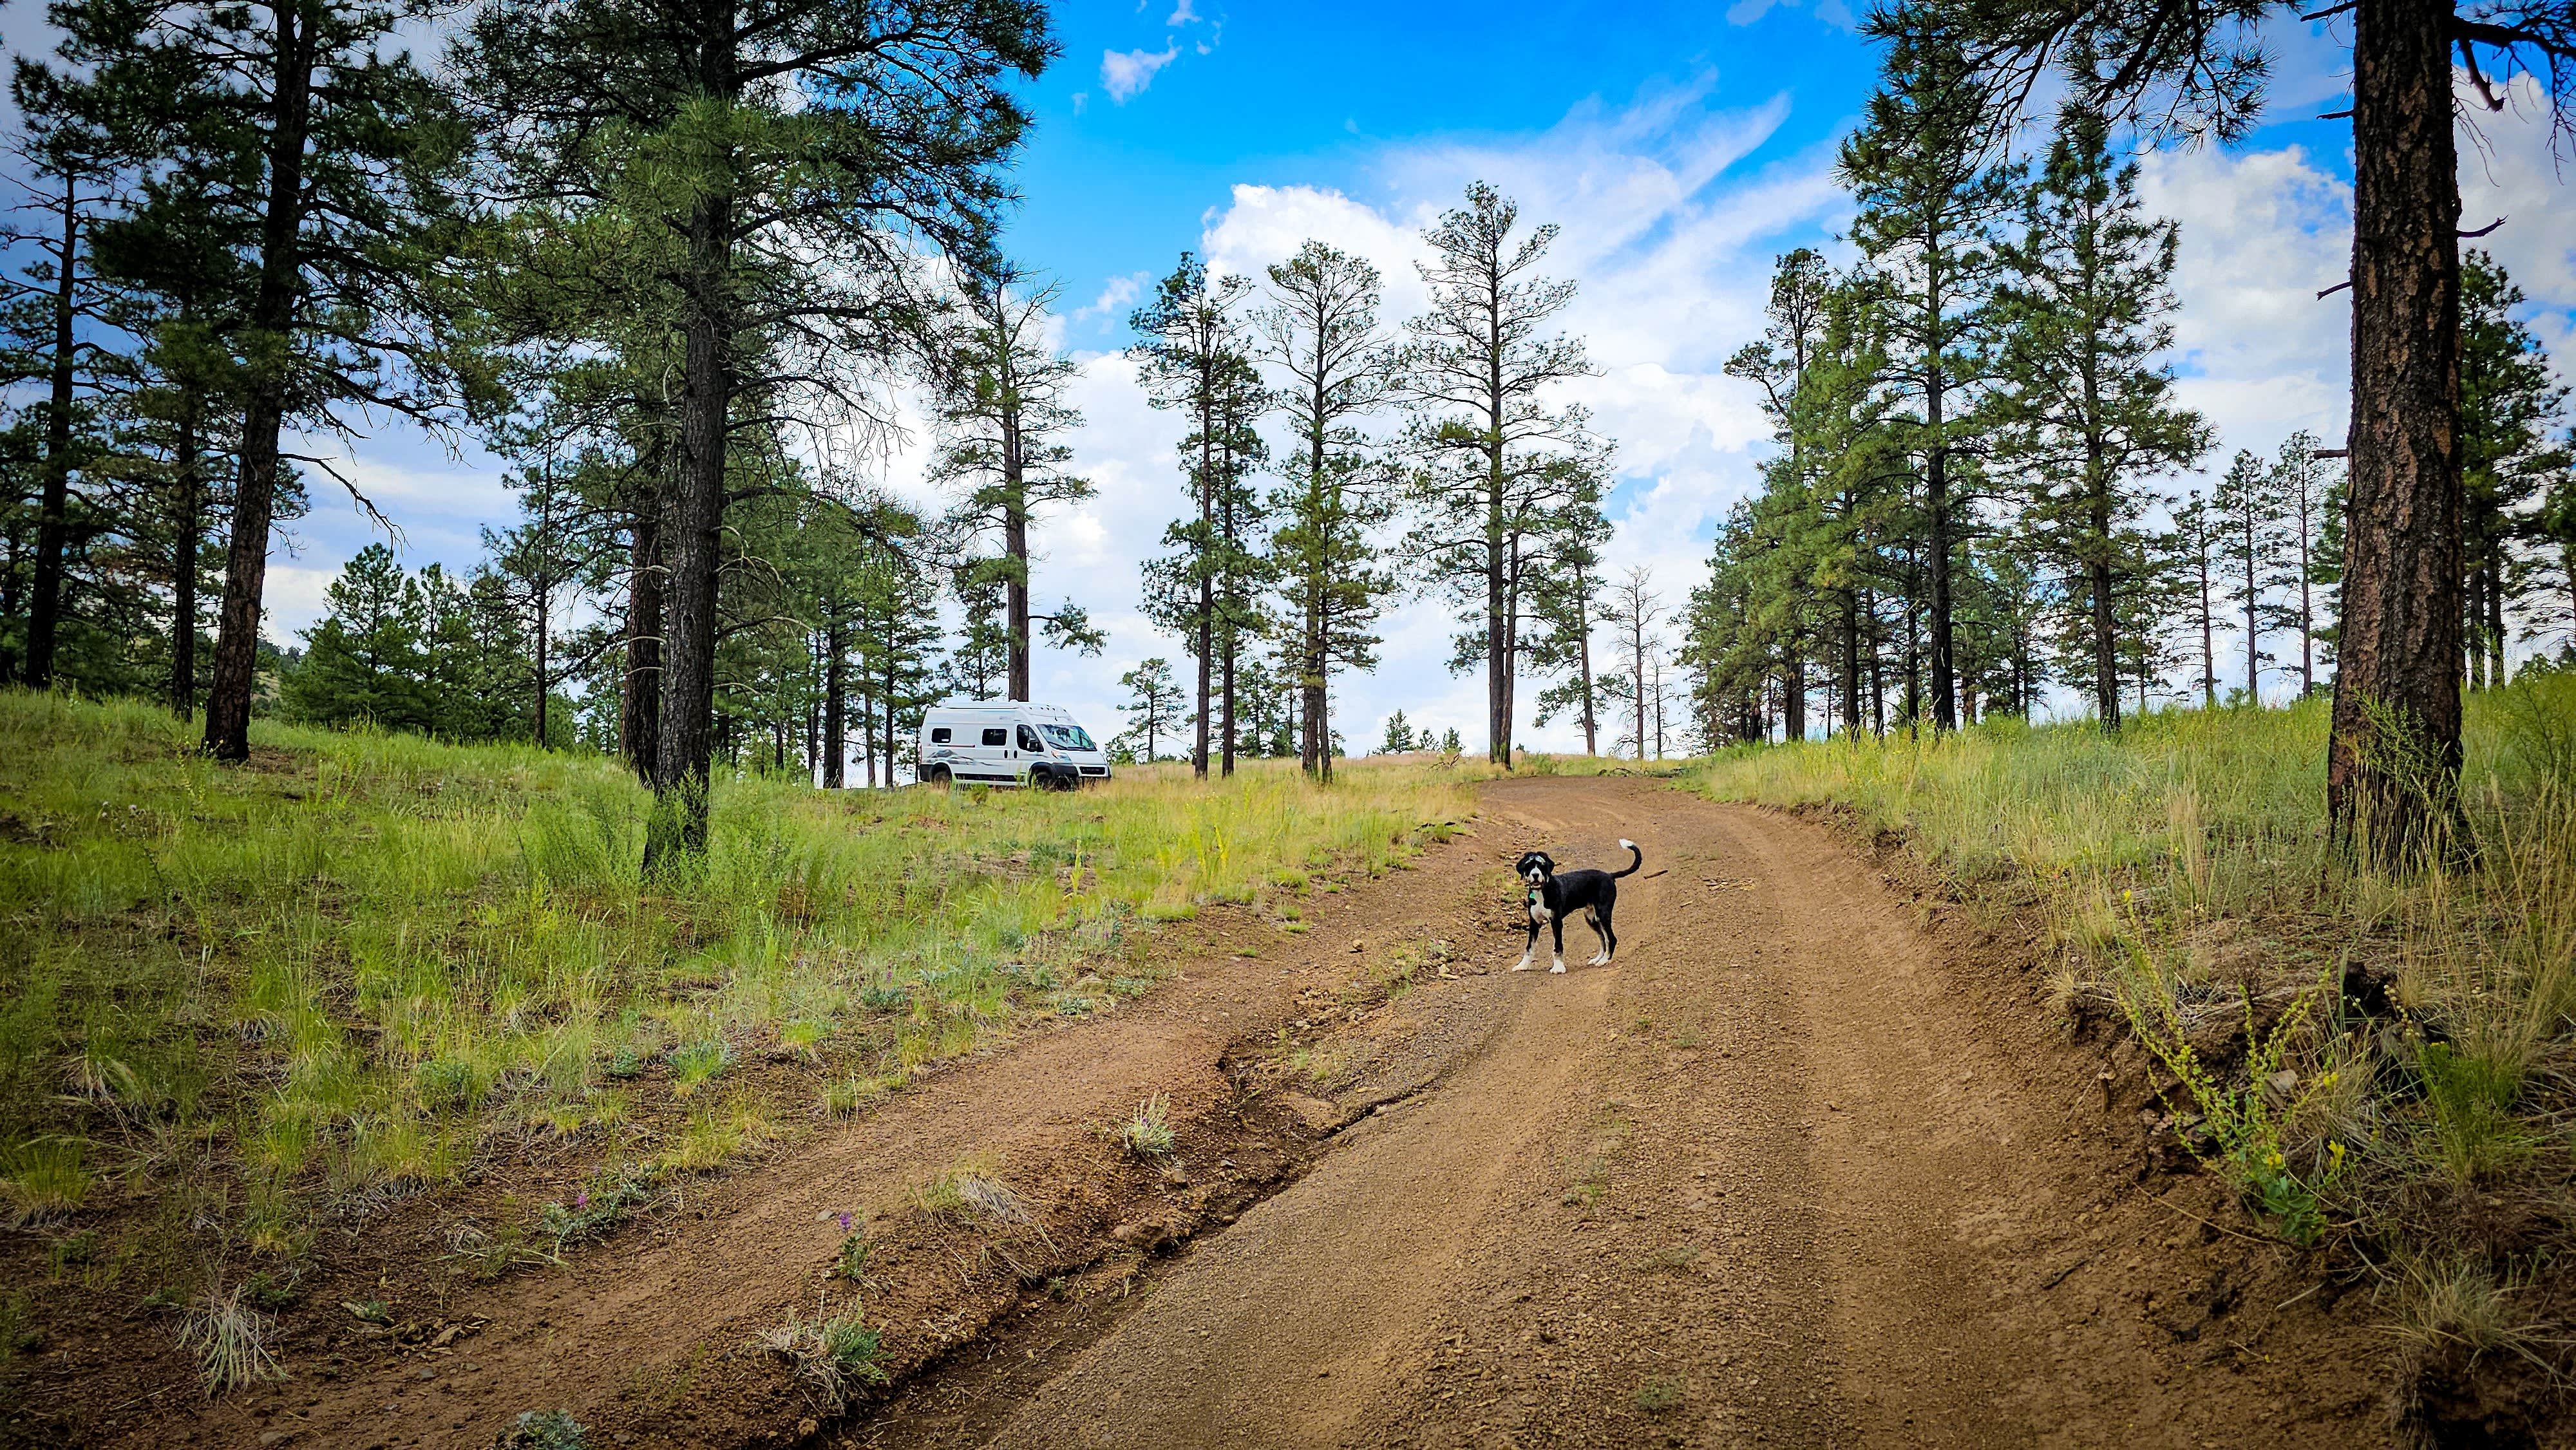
<box><xmin>871</xmin><ymin>778</ymin><xmax>2382</xmax><ymax>1450</ymax></box>
<box><xmin>144</xmin><ymin>778</ymin><xmax>2383</xmax><ymax>1449</ymax></box>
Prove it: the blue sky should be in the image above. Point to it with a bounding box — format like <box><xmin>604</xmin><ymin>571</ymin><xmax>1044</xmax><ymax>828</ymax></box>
<box><xmin>8</xmin><ymin>2</ymin><xmax>2573</xmax><ymax>753</ymax></box>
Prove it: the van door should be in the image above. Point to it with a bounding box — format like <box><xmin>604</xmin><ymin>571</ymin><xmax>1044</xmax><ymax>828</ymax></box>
<box><xmin>1016</xmin><ymin>724</ymin><xmax>1046</xmax><ymax>784</ymax></box>
<box><xmin>969</xmin><ymin>723</ymin><xmax>1011</xmax><ymax>782</ymax></box>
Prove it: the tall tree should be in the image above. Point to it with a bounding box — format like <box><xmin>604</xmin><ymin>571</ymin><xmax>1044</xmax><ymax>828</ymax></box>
<box><xmin>1602</xmin><ymin>566</ymin><xmax>1665</xmax><ymax>758</ymax></box>
<box><xmin>2211</xmin><ymin>447</ymin><xmax>2289</xmax><ymax>703</ymax></box>
<box><xmin>1131</xmin><ymin>254</ymin><xmax>1267</xmax><ymax>778</ymax></box>
<box><xmin>455</xmin><ymin>0</ymin><xmax>1051</xmax><ymax>860</ymax></box>
<box><xmin>2171</xmin><ymin>489</ymin><xmax>2222</xmax><ymax>708</ymax></box>
<box><xmin>1394</xmin><ymin>182</ymin><xmax>1607</xmax><ymax>767</ymax></box>
<box><xmin>2270</xmin><ymin>430</ymin><xmax>2339</xmax><ymax>698</ymax></box>
<box><xmin>72</xmin><ymin>0</ymin><xmax>478</xmax><ymax>761</ymax></box>
<box><xmin>0</xmin><ymin>56</ymin><xmax>120</xmax><ymax>690</ymax></box>
<box><xmin>1726</xmin><ymin>248</ymin><xmax>1839</xmax><ymax>744</ymax></box>
<box><xmin>1255</xmin><ymin>240</ymin><xmax>1392</xmax><ymax>783</ymax></box>
<box><xmin>1117</xmin><ymin>656</ymin><xmax>1182</xmax><ymax>762</ymax></box>
<box><xmin>1528</xmin><ymin>513</ymin><xmax>1610</xmax><ymax>754</ymax></box>
<box><xmin>1989</xmin><ymin>100</ymin><xmax>2205</xmax><ymax>729</ymax></box>
<box><xmin>2458</xmin><ymin>250</ymin><xmax>2568</xmax><ymax>687</ymax></box>
<box><xmin>1839</xmin><ymin>24</ymin><xmax>2018</xmax><ymax>732</ymax></box>
<box><xmin>930</xmin><ymin>268</ymin><xmax>1101</xmax><ymax>701</ymax></box>
<box><xmin>1915</xmin><ymin>0</ymin><xmax>2576</xmax><ymax>852</ymax></box>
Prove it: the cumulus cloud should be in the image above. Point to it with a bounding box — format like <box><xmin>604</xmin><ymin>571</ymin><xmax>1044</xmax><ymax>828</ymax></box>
<box><xmin>971</xmin><ymin>82</ymin><xmax>1853</xmax><ymax>753</ymax></box>
<box><xmin>1101</xmin><ymin>44</ymin><xmax>1177</xmax><ymax>104</ymax></box>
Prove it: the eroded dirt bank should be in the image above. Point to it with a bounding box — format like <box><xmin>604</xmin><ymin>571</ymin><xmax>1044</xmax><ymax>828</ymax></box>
<box><xmin>107</xmin><ymin>778</ymin><xmax>2386</xmax><ymax>1449</ymax></box>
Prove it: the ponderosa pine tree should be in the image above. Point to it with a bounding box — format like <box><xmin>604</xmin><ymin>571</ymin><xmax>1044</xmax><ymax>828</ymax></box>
<box><xmin>1394</xmin><ymin>182</ymin><xmax>1607</xmax><ymax>767</ymax></box>
<box><xmin>1255</xmin><ymin>240</ymin><xmax>1392</xmax><ymax>782</ymax></box>
<box><xmin>2458</xmin><ymin>250</ymin><xmax>2568</xmax><ymax>687</ymax></box>
<box><xmin>1918</xmin><ymin>0</ymin><xmax>2576</xmax><ymax>853</ymax></box>
<box><xmin>930</xmin><ymin>267</ymin><xmax>1101</xmax><ymax>702</ymax></box>
<box><xmin>1118</xmin><ymin>656</ymin><xmax>1182</xmax><ymax>762</ymax></box>
<box><xmin>0</xmin><ymin>56</ymin><xmax>121</xmax><ymax>691</ymax></box>
<box><xmin>1725</xmin><ymin>248</ymin><xmax>1837</xmax><ymax>742</ymax></box>
<box><xmin>2211</xmin><ymin>447</ymin><xmax>2290</xmax><ymax>704</ymax></box>
<box><xmin>1839</xmin><ymin>24</ymin><xmax>2018</xmax><ymax>733</ymax></box>
<box><xmin>1528</xmin><ymin>510</ymin><xmax>1610</xmax><ymax>754</ymax></box>
<box><xmin>61</xmin><ymin>0</ymin><xmax>477</xmax><ymax>762</ymax></box>
<box><xmin>1989</xmin><ymin>100</ymin><xmax>2205</xmax><ymax>729</ymax></box>
<box><xmin>2170</xmin><ymin>488</ymin><xmax>2222</xmax><ymax>708</ymax></box>
<box><xmin>1131</xmin><ymin>254</ymin><xmax>1267</xmax><ymax>778</ymax></box>
<box><xmin>453</xmin><ymin>0</ymin><xmax>1050</xmax><ymax>859</ymax></box>
<box><xmin>2270</xmin><ymin>430</ymin><xmax>2340</xmax><ymax>698</ymax></box>
<box><xmin>1601</xmin><ymin>566</ymin><xmax>1665</xmax><ymax>758</ymax></box>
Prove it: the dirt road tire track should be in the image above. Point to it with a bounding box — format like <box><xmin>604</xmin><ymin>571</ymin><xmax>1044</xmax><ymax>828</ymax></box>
<box><xmin>885</xmin><ymin>778</ymin><xmax>2385</xmax><ymax>1450</ymax></box>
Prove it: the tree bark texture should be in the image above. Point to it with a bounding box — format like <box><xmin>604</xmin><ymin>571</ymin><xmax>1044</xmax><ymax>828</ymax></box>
<box><xmin>204</xmin><ymin>6</ymin><xmax>313</xmax><ymax>762</ymax></box>
<box><xmin>2327</xmin><ymin>0</ymin><xmax>2463</xmax><ymax>857</ymax></box>
<box><xmin>26</xmin><ymin>182</ymin><xmax>80</xmax><ymax>690</ymax></box>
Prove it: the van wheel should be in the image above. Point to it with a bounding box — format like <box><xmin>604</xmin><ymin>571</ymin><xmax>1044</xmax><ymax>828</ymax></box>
<box><xmin>1051</xmin><ymin>770</ymin><xmax>1080</xmax><ymax>792</ymax></box>
<box><xmin>926</xmin><ymin>766</ymin><xmax>951</xmax><ymax>787</ymax></box>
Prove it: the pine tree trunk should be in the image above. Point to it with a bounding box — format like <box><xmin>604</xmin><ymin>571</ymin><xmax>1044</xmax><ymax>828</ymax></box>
<box><xmin>2328</xmin><ymin>0</ymin><xmax>2464</xmax><ymax>858</ymax></box>
<box><xmin>622</xmin><ymin>504</ymin><xmax>662</xmax><ymax>781</ymax></box>
<box><xmin>204</xmin><ymin>8</ymin><xmax>314</xmax><ymax>762</ymax></box>
<box><xmin>2088</xmin><ymin>446</ymin><xmax>2119</xmax><ymax>729</ymax></box>
<box><xmin>823</xmin><ymin>616</ymin><xmax>846</xmax><ymax>788</ymax></box>
<box><xmin>170</xmin><ymin>402</ymin><xmax>201</xmax><ymax>719</ymax></box>
<box><xmin>1840</xmin><ymin>586</ymin><xmax>1861</xmax><ymax>740</ymax></box>
<box><xmin>649</xmin><ymin>182</ymin><xmax>735</xmax><ymax>863</ymax></box>
<box><xmin>1783</xmin><ymin>629</ymin><xmax>1806</xmax><ymax>742</ymax></box>
<box><xmin>26</xmin><ymin>182</ymin><xmax>80</xmax><ymax>690</ymax></box>
<box><xmin>1003</xmin><ymin>388</ymin><xmax>1031</xmax><ymax>702</ymax></box>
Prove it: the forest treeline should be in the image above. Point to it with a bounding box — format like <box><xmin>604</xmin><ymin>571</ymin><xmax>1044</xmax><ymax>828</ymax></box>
<box><xmin>0</xmin><ymin>0</ymin><xmax>1641</xmax><ymax>833</ymax></box>
<box><xmin>1681</xmin><ymin>37</ymin><xmax>2574</xmax><ymax>748</ymax></box>
<box><xmin>3</xmin><ymin>0</ymin><xmax>2573</xmax><ymax>860</ymax></box>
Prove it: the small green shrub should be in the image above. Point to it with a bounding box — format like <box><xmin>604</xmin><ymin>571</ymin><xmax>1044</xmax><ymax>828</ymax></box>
<box><xmin>1634</xmin><ymin>1374</ymin><xmax>1684</xmax><ymax>1412</ymax></box>
<box><xmin>502</xmin><ymin>1409</ymin><xmax>589</xmax><ymax>1450</ymax></box>
<box><xmin>1120</xmin><ymin>1095</ymin><xmax>1175</xmax><ymax>1157</ymax></box>
<box><xmin>665</xmin><ymin>1040</ymin><xmax>733</xmax><ymax>1097</ymax></box>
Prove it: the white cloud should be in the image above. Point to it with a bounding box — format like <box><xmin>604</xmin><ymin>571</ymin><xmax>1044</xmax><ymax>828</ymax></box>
<box><xmin>1101</xmin><ymin>44</ymin><xmax>1177</xmax><ymax>104</ymax></box>
<box><xmin>993</xmin><ymin>82</ymin><xmax>1850</xmax><ymax>753</ymax></box>
<box><xmin>1168</xmin><ymin>0</ymin><xmax>1198</xmax><ymax>23</ymax></box>
<box><xmin>1724</xmin><ymin>0</ymin><xmax>1857</xmax><ymax>32</ymax></box>
<box><xmin>1072</xmin><ymin>271</ymin><xmax>1147</xmax><ymax>328</ymax></box>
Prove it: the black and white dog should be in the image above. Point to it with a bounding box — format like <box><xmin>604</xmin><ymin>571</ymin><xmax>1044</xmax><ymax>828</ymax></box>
<box><xmin>1514</xmin><ymin>840</ymin><xmax>1642</xmax><ymax>973</ymax></box>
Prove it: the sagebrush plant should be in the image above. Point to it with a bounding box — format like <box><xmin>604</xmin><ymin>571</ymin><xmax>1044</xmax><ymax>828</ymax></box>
<box><xmin>0</xmin><ymin>691</ymin><xmax>1470</xmax><ymax>1321</ymax></box>
<box><xmin>1687</xmin><ymin>670</ymin><xmax>2576</xmax><ymax>1379</ymax></box>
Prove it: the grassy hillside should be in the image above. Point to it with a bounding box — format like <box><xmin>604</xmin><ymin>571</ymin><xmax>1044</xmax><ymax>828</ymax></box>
<box><xmin>1686</xmin><ymin>677</ymin><xmax>2576</xmax><ymax>1404</ymax></box>
<box><xmin>0</xmin><ymin>692</ymin><xmax>1474</xmax><ymax>1384</ymax></box>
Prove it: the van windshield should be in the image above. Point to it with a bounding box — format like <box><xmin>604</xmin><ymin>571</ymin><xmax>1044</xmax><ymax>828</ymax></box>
<box><xmin>1039</xmin><ymin>724</ymin><xmax>1095</xmax><ymax>752</ymax></box>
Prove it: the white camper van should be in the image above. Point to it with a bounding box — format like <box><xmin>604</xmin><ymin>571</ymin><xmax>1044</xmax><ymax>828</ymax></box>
<box><xmin>915</xmin><ymin>701</ymin><xmax>1112</xmax><ymax>789</ymax></box>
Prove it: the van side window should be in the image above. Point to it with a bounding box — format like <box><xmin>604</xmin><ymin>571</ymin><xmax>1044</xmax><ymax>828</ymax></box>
<box><xmin>1018</xmin><ymin>725</ymin><xmax>1044</xmax><ymax>752</ymax></box>
<box><xmin>980</xmin><ymin>728</ymin><xmax>1007</xmax><ymax>747</ymax></box>
<box><xmin>930</xmin><ymin>728</ymin><xmax>951</xmax><ymax>744</ymax></box>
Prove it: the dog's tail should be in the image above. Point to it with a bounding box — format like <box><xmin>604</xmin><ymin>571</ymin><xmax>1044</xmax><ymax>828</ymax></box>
<box><xmin>1612</xmin><ymin>838</ymin><xmax>1643</xmax><ymax>878</ymax></box>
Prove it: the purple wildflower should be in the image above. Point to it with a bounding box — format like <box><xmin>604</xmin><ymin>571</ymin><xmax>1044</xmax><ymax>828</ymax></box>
<box><xmin>836</xmin><ymin>1212</ymin><xmax>853</xmax><ymax>1232</ymax></box>
<box><xmin>573</xmin><ymin>1192</ymin><xmax>589</xmax><ymax>1209</ymax></box>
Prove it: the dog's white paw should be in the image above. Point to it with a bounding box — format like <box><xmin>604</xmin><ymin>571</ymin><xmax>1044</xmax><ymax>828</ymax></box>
<box><xmin>1549</xmin><ymin>958</ymin><xmax>1567</xmax><ymax>974</ymax></box>
<box><xmin>1511</xmin><ymin>956</ymin><xmax>1533</xmax><ymax>972</ymax></box>
<box><xmin>1587</xmin><ymin>952</ymin><xmax>1608</xmax><ymax>966</ymax></box>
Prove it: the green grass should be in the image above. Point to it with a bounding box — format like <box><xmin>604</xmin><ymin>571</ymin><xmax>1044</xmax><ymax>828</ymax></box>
<box><xmin>0</xmin><ymin>691</ymin><xmax>1473</xmax><ymax>1315</ymax></box>
<box><xmin>1684</xmin><ymin>672</ymin><xmax>2576</xmax><ymax>1380</ymax></box>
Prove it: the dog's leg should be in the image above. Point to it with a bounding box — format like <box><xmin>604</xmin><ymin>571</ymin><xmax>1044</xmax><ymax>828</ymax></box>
<box><xmin>1549</xmin><ymin>913</ymin><xmax>1567</xmax><ymax>973</ymax></box>
<box><xmin>1515</xmin><ymin>912</ymin><xmax>1539</xmax><ymax>972</ymax></box>
<box><xmin>1596</xmin><ymin>903</ymin><xmax>1616</xmax><ymax>965</ymax></box>
<box><xmin>1586</xmin><ymin>907</ymin><xmax>1609</xmax><ymax>966</ymax></box>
